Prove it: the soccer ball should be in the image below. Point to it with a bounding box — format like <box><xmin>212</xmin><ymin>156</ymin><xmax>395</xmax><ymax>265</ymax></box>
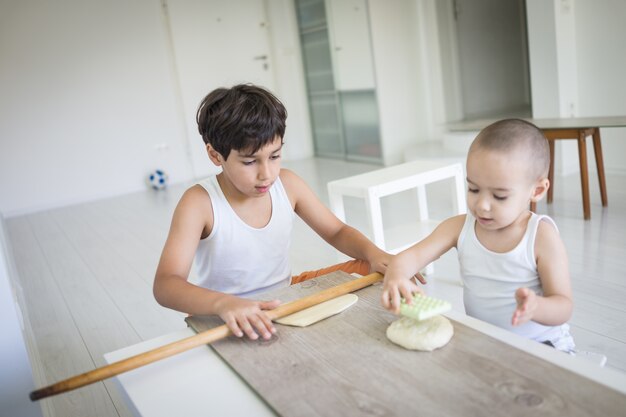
<box><xmin>147</xmin><ymin>169</ymin><xmax>168</xmax><ymax>190</ymax></box>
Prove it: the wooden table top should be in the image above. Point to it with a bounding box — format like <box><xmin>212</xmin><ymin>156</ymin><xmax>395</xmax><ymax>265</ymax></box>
<box><xmin>447</xmin><ymin>115</ymin><xmax>626</xmax><ymax>132</ymax></box>
<box><xmin>187</xmin><ymin>272</ymin><xmax>626</xmax><ymax>417</ymax></box>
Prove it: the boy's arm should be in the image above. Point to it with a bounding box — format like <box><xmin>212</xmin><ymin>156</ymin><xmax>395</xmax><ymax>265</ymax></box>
<box><xmin>153</xmin><ymin>186</ymin><xmax>217</xmax><ymax>313</ymax></box>
<box><xmin>153</xmin><ymin>186</ymin><xmax>279</xmax><ymax>340</ymax></box>
<box><xmin>512</xmin><ymin>220</ymin><xmax>573</xmax><ymax>326</ymax></box>
<box><xmin>280</xmin><ymin>169</ymin><xmax>390</xmax><ymax>272</ymax></box>
<box><xmin>381</xmin><ymin>215</ymin><xmax>465</xmax><ymax>313</ymax></box>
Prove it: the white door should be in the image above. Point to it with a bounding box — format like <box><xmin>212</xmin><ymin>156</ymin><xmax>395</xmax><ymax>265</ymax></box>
<box><xmin>164</xmin><ymin>0</ymin><xmax>276</xmax><ymax>179</ymax></box>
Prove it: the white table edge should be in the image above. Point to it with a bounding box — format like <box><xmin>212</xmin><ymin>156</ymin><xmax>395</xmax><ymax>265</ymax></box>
<box><xmin>104</xmin><ymin>328</ymin><xmax>276</xmax><ymax>417</ymax></box>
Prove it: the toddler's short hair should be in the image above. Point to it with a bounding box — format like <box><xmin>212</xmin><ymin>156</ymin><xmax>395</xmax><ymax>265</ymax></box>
<box><xmin>196</xmin><ymin>84</ymin><xmax>287</xmax><ymax>160</ymax></box>
<box><xmin>470</xmin><ymin>119</ymin><xmax>550</xmax><ymax>180</ymax></box>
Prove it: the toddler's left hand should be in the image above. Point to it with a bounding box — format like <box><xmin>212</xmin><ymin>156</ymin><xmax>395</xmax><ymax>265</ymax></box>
<box><xmin>512</xmin><ymin>287</ymin><xmax>537</xmax><ymax>326</ymax></box>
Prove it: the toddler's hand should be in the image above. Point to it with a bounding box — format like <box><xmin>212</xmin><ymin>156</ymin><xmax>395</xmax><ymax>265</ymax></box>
<box><xmin>381</xmin><ymin>273</ymin><xmax>423</xmax><ymax>315</ymax></box>
<box><xmin>216</xmin><ymin>296</ymin><xmax>281</xmax><ymax>340</ymax></box>
<box><xmin>512</xmin><ymin>287</ymin><xmax>537</xmax><ymax>326</ymax></box>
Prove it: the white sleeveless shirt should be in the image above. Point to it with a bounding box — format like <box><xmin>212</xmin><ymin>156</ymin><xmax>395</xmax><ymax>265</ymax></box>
<box><xmin>457</xmin><ymin>212</ymin><xmax>574</xmax><ymax>351</ymax></box>
<box><xmin>193</xmin><ymin>175</ymin><xmax>294</xmax><ymax>298</ymax></box>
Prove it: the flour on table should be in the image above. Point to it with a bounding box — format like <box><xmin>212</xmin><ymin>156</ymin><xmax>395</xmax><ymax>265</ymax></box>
<box><xmin>275</xmin><ymin>294</ymin><xmax>358</xmax><ymax>327</ymax></box>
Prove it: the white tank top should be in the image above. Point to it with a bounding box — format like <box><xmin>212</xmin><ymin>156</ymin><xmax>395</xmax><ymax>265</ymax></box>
<box><xmin>193</xmin><ymin>175</ymin><xmax>294</xmax><ymax>297</ymax></box>
<box><xmin>457</xmin><ymin>212</ymin><xmax>574</xmax><ymax>350</ymax></box>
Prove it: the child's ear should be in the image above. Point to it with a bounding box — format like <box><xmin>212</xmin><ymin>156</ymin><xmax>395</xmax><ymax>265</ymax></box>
<box><xmin>530</xmin><ymin>178</ymin><xmax>550</xmax><ymax>202</ymax></box>
<box><xmin>206</xmin><ymin>144</ymin><xmax>223</xmax><ymax>166</ymax></box>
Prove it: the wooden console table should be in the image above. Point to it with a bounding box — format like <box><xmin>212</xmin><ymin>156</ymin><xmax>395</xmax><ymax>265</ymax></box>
<box><xmin>449</xmin><ymin>116</ymin><xmax>626</xmax><ymax>220</ymax></box>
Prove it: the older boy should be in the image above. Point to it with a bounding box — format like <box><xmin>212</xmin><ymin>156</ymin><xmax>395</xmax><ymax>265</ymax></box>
<box><xmin>381</xmin><ymin>119</ymin><xmax>575</xmax><ymax>351</ymax></box>
<box><xmin>154</xmin><ymin>84</ymin><xmax>391</xmax><ymax>341</ymax></box>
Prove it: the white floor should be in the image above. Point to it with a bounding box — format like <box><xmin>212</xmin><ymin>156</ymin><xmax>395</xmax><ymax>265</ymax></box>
<box><xmin>7</xmin><ymin>157</ymin><xmax>626</xmax><ymax>417</ymax></box>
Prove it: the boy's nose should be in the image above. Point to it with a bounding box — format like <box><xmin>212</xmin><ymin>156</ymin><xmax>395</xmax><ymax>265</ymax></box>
<box><xmin>257</xmin><ymin>162</ymin><xmax>271</xmax><ymax>179</ymax></box>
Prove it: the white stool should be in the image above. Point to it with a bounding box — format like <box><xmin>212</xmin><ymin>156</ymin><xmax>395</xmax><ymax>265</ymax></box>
<box><xmin>327</xmin><ymin>160</ymin><xmax>467</xmax><ymax>275</ymax></box>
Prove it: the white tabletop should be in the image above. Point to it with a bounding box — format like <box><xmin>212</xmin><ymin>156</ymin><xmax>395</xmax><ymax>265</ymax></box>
<box><xmin>105</xmin><ymin>311</ymin><xmax>626</xmax><ymax>417</ymax></box>
<box><xmin>326</xmin><ymin>160</ymin><xmax>464</xmax><ymax>196</ymax></box>
<box><xmin>104</xmin><ymin>329</ymin><xmax>275</xmax><ymax>417</ymax></box>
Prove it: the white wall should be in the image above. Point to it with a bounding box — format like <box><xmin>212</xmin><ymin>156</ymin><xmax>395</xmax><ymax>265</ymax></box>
<box><xmin>526</xmin><ymin>1</ymin><xmax>561</xmax><ymax>118</ymax></box>
<box><xmin>574</xmin><ymin>0</ymin><xmax>626</xmax><ymax>175</ymax></box>
<box><xmin>252</xmin><ymin>0</ymin><xmax>314</xmax><ymax>161</ymax></box>
<box><xmin>0</xmin><ymin>0</ymin><xmax>312</xmax><ymax>216</ymax></box>
<box><xmin>527</xmin><ymin>0</ymin><xmax>626</xmax><ymax>175</ymax></box>
<box><xmin>368</xmin><ymin>0</ymin><xmax>424</xmax><ymax>165</ymax></box>
<box><xmin>435</xmin><ymin>0</ymin><xmax>464</xmax><ymax>123</ymax></box>
<box><xmin>526</xmin><ymin>0</ymin><xmax>576</xmax><ymax>175</ymax></box>
<box><xmin>0</xmin><ymin>0</ymin><xmax>193</xmax><ymax>216</ymax></box>
<box><xmin>2</xmin><ymin>1</ymin><xmax>625</xmax><ymax>215</ymax></box>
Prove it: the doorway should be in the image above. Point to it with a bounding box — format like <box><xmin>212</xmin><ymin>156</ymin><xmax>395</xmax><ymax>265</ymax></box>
<box><xmin>449</xmin><ymin>0</ymin><xmax>531</xmax><ymax>121</ymax></box>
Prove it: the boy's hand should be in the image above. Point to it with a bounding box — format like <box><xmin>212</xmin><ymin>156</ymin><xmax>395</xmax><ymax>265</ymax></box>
<box><xmin>368</xmin><ymin>251</ymin><xmax>392</xmax><ymax>275</ymax></box>
<box><xmin>512</xmin><ymin>287</ymin><xmax>538</xmax><ymax>326</ymax></box>
<box><xmin>216</xmin><ymin>296</ymin><xmax>281</xmax><ymax>340</ymax></box>
<box><xmin>381</xmin><ymin>273</ymin><xmax>424</xmax><ymax>314</ymax></box>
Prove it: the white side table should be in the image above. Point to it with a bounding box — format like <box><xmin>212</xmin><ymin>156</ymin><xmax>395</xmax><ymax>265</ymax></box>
<box><xmin>327</xmin><ymin>160</ymin><xmax>466</xmax><ymax>274</ymax></box>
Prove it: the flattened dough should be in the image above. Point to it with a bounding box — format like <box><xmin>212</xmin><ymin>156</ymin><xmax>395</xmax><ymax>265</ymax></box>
<box><xmin>275</xmin><ymin>294</ymin><xmax>358</xmax><ymax>327</ymax></box>
<box><xmin>386</xmin><ymin>315</ymin><xmax>453</xmax><ymax>351</ymax></box>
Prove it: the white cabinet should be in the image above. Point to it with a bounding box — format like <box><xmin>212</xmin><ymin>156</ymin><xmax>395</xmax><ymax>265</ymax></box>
<box><xmin>295</xmin><ymin>0</ymin><xmax>436</xmax><ymax>166</ymax></box>
<box><xmin>295</xmin><ymin>0</ymin><xmax>382</xmax><ymax>163</ymax></box>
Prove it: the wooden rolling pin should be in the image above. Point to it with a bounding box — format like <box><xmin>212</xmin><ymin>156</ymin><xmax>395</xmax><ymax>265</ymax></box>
<box><xmin>30</xmin><ymin>272</ymin><xmax>383</xmax><ymax>401</ymax></box>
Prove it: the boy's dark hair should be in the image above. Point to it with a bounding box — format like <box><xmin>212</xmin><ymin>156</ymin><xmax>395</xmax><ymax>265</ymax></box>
<box><xmin>470</xmin><ymin>118</ymin><xmax>550</xmax><ymax>179</ymax></box>
<box><xmin>196</xmin><ymin>84</ymin><xmax>287</xmax><ymax>160</ymax></box>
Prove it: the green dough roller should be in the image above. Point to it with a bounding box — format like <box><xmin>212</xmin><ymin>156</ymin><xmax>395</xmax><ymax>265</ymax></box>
<box><xmin>400</xmin><ymin>293</ymin><xmax>451</xmax><ymax>321</ymax></box>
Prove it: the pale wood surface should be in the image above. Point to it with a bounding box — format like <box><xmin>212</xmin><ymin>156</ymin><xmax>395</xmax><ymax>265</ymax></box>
<box><xmin>447</xmin><ymin>115</ymin><xmax>626</xmax><ymax>131</ymax></box>
<box><xmin>6</xmin><ymin>157</ymin><xmax>626</xmax><ymax>416</ymax></box>
<box><xmin>30</xmin><ymin>274</ymin><xmax>383</xmax><ymax>400</ymax></box>
<box><xmin>8</xmin><ymin>216</ymin><xmax>127</xmax><ymax>416</ymax></box>
<box><xmin>187</xmin><ymin>272</ymin><xmax>626</xmax><ymax>417</ymax></box>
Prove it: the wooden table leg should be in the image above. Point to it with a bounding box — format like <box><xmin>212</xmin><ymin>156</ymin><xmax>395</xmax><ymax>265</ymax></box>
<box><xmin>592</xmin><ymin>128</ymin><xmax>608</xmax><ymax>206</ymax></box>
<box><xmin>547</xmin><ymin>139</ymin><xmax>555</xmax><ymax>204</ymax></box>
<box><xmin>578</xmin><ymin>129</ymin><xmax>591</xmax><ymax>220</ymax></box>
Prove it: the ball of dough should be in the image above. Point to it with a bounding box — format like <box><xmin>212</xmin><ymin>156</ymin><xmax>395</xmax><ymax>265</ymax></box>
<box><xmin>386</xmin><ymin>315</ymin><xmax>454</xmax><ymax>351</ymax></box>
